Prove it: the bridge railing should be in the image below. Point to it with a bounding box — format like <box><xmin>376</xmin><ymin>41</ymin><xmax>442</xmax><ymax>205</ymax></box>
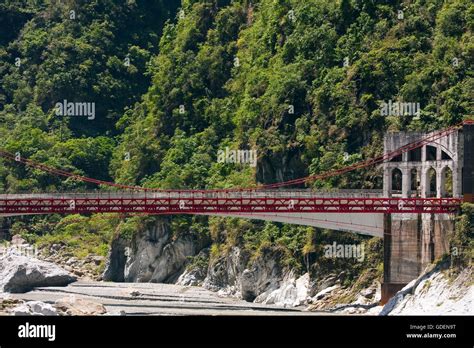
<box><xmin>0</xmin><ymin>188</ymin><xmax>384</xmax><ymax>200</ymax></box>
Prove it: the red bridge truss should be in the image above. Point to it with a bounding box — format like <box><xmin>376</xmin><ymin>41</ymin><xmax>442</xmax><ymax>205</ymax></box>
<box><xmin>0</xmin><ymin>120</ymin><xmax>472</xmax><ymax>216</ymax></box>
<box><xmin>0</xmin><ymin>192</ymin><xmax>462</xmax><ymax>215</ymax></box>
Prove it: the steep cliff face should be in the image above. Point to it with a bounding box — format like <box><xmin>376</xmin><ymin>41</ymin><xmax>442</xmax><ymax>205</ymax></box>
<box><xmin>102</xmin><ymin>217</ymin><xmax>388</xmax><ymax>308</ymax></box>
<box><xmin>103</xmin><ymin>220</ymin><xmax>205</xmax><ymax>283</ymax></box>
<box><xmin>201</xmin><ymin>247</ymin><xmax>249</xmax><ymax>295</ymax></box>
<box><xmin>102</xmin><ymin>237</ymin><xmax>128</xmax><ymax>282</ymax></box>
<box><xmin>201</xmin><ymin>246</ymin><xmax>288</xmax><ymax>302</ymax></box>
<box><xmin>256</xmin><ymin>149</ymin><xmax>307</xmax><ymax>186</ymax></box>
<box><xmin>104</xmin><ymin>222</ymin><xmax>297</xmax><ymax>302</ymax></box>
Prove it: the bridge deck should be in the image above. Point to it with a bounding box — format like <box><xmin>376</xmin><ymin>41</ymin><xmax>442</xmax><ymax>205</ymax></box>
<box><xmin>0</xmin><ymin>190</ymin><xmax>460</xmax><ymax>215</ymax></box>
<box><xmin>0</xmin><ymin>190</ymin><xmax>461</xmax><ymax>237</ymax></box>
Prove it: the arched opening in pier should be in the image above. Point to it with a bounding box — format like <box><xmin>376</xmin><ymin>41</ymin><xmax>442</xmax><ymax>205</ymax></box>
<box><xmin>410</xmin><ymin>168</ymin><xmax>420</xmax><ymax>197</ymax></box>
<box><xmin>441</xmin><ymin>166</ymin><xmax>453</xmax><ymax>197</ymax></box>
<box><xmin>427</xmin><ymin>167</ymin><xmax>437</xmax><ymax>197</ymax></box>
<box><xmin>391</xmin><ymin>168</ymin><xmax>403</xmax><ymax>195</ymax></box>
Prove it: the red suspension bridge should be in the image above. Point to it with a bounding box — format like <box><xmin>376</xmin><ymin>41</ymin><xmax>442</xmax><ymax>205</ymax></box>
<box><xmin>2</xmin><ymin>121</ymin><xmax>471</xmax><ymax>303</ymax></box>
<box><xmin>0</xmin><ymin>191</ymin><xmax>461</xmax><ymax>215</ymax></box>
<box><xmin>0</xmin><ymin>121</ymin><xmax>472</xmax><ymax>221</ymax></box>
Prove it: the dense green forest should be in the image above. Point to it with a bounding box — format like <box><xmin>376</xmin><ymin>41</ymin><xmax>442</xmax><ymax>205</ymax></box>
<box><xmin>0</xmin><ymin>0</ymin><xmax>472</xmax><ymax>277</ymax></box>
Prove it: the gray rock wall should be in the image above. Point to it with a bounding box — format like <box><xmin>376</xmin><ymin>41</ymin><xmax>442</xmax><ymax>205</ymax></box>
<box><xmin>103</xmin><ymin>219</ymin><xmax>205</xmax><ymax>283</ymax></box>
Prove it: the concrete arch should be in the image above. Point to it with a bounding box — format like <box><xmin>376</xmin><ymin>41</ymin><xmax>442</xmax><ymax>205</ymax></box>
<box><xmin>425</xmin><ymin>141</ymin><xmax>456</xmax><ymax>161</ymax></box>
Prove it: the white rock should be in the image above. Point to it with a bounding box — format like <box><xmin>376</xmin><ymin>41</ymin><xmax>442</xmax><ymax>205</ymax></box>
<box><xmin>313</xmin><ymin>284</ymin><xmax>340</xmax><ymax>300</ymax></box>
<box><xmin>254</xmin><ymin>273</ymin><xmax>311</xmax><ymax>307</ymax></box>
<box><xmin>360</xmin><ymin>287</ymin><xmax>375</xmax><ymax>298</ymax></box>
<box><xmin>11</xmin><ymin>235</ymin><xmax>27</xmax><ymax>245</ymax></box>
<box><xmin>380</xmin><ymin>265</ymin><xmax>473</xmax><ymax>315</ymax></box>
<box><xmin>122</xmin><ymin>222</ymin><xmax>199</xmax><ymax>284</ymax></box>
<box><xmin>11</xmin><ymin>301</ymin><xmax>58</xmax><ymax>316</ymax></box>
<box><xmin>65</xmin><ymin>257</ymin><xmax>78</xmax><ymax>266</ymax></box>
<box><xmin>0</xmin><ymin>250</ymin><xmax>76</xmax><ymax>293</ymax></box>
<box><xmin>366</xmin><ymin>305</ymin><xmax>384</xmax><ymax>315</ymax></box>
<box><xmin>294</xmin><ymin>273</ymin><xmax>310</xmax><ymax>306</ymax></box>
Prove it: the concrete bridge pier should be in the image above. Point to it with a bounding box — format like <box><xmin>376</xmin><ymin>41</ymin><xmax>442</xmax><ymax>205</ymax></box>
<box><xmin>381</xmin><ymin>212</ymin><xmax>455</xmax><ymax>304</ymax></box>
<box><xmin>381</xmin><ymin>123</ymin><xmax>473</xmax><ymax>303</ymax></box>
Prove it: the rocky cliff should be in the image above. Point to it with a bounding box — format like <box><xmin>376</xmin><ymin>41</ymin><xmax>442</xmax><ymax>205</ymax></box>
<box><xmin>103</xmin><ymin>219</ymin><xmax>206</xmax><ymax>283</ymax></box>
<box><xmin>102</xmin><ymin>220</ymin><xmax>376</xmax><ymax>308</ymax></box>
<box><xmin>103</xmin><ymin>219</ymin><xmax>312</xmax><ymax>303</ymax></box>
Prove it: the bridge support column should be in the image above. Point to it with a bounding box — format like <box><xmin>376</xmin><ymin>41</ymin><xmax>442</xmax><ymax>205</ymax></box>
<box><xmin>420</xmin><ymin>167</ymin><xmax>428</xmax><ymax>198</ymax></box>
<box><xmin>381</xmin><ymin>213</ymin><xmax>408</xmax><ymax>304</ymax></box>
<box><xmin>383</xmin><ymin>167</ymin><xmax>391</xmax><ymax>197</ymax></box>
<box><xmin>436</xmin><ymin>170</ymin><xmax>444</xmax><ymax>198</ymax></box>
<box><xmin>402</xmin><ymin>168</ymin><xmax>410</xmax><ymax>198</ymax></box>
<box><xmin>381</xmin><ymin>211</ymin><xmax>455</xmax><ymax>305</ymax></box>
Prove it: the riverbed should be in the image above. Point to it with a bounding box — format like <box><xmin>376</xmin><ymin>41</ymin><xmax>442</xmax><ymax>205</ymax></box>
<box><xmin>9</xmin><ymin>281</ymin><xmax>327</xmax><ymax>316</ymax></box>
